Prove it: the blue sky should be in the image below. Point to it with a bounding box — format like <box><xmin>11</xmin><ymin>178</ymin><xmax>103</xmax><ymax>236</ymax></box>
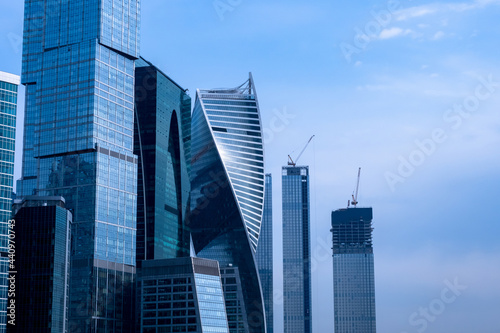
<box><xmin>2</xmin><ymin>0</ymin><xmax>500</xmax><ymax>332</ymax></box>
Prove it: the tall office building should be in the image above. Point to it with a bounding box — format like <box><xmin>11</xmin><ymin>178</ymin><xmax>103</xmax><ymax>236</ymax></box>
<box><xmin>219</xmin><ymin>265</ymin><xmax>250</xmax><ymax>332</ymax></box>
<box><xmin>9</xmin><ymin>196</ymin><xmax>72</xmax><ymax>333</ymax></box>
<box><xmin>19</xmin><ymin>1</ymin><xmax>140</xmax><ymax>331</ymax></box>
<box><xmin>134</xmin><ymin>57</ymin><xmax>192</xmax><ymax>261</ymax></box>
<box><xmin>255</xmin><ymin>173</ymin><xmax>273</xmax><ymax>332</ymax></box>
<box><xmin>0</xmin><ymin>71</ymin><xmax>19</xmax><ymax>333</ymax></box>
<box><xmin>331</xmin><ymin>207</ymin><xmax>376</xmax><ymax>333</ymax></box>
<box><xmin>137</xmin><ymin>257</ymin><xmax>229</xmax><ymax>333</ymax></box>
<box><xmin>282</xmin><ymin>166</ymin><xmax>311</xmax><ymax>333</ymax></box>
<box><xmin>190</xmin><ymin>74</ymin><xmax>267</xmax><ymax>333</ymax></box>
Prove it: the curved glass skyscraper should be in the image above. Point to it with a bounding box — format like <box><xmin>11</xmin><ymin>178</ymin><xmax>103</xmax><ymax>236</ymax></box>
<box><xmin>134</xmin><ymin>57</ymin><xmax>192</xmax><ymax>261</ymax></box>
<box><xmin>190</xmin><ymin>74</ymin><xmax>266</xmax><ymax>333</ymax></box>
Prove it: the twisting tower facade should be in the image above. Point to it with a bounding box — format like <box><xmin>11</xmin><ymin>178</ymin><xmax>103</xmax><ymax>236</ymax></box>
<box><xmin>190</xmin><ymin>74</ymin><xmax>266</xmax><ymax>333</ymax></box>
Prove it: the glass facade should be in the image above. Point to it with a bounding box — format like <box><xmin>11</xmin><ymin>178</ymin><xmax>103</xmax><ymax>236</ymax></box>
<box><xmin>10</xmin><ymin>196</ymin><xmax>71</xmax><ymax>333</ymax></box>
<box><xmin>0</xmin><ymin>71</ymin><xmax>19</xmax><ymax>333</ymax></box>
<box><xmin>331</xmin><ymin>208</ymin><xmax>376</xmax><ymax>333</ymax></box>
<box><xmin>282</xmin><ymin>166</ymin><xmax>311</xmax><ymax>333</ymax></box>
<box><xmin>190</xmin><ymin>74</ymin><xmax>266</xmax><ymax>333</ymax></box>
<box><xmin>255</xmin><ymin>174</ymin><xmax>273</xmax><ymax>333</ymax></box>
<box><xmin>195</xmin><ymin>273</ymin><xmax>229</xmax><ymax>333</ymax></box>
<box><xmin>220</xmin><ymin>266</ymin><xmax>248</xmax><ymax>332</ymax></box>
<box><xmin>19</xmin><ymin>1</ymin><xmax>140</xmax><ymax>331</ymax></box>
<box><xmin>137</xmin><ymin>257</ymin><xmax>229</xmax><ymax>333</ymax></box>
<box><xmin>134</xmin><ymin>58</ymin><xmax>192</xmax><ymax>261</ymax></box>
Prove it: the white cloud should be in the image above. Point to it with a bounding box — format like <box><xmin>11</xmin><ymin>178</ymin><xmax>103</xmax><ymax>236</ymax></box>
<box><xmin>433</xmin><ymin>31</ymin><xmax>445</xmax><ymax>40</ymax></box>
<box><xmin>378</xmin><ymin>27</ymin><xmax>413</xmax><ymax>40</ymax></box>
<box><xmin>396</xmin><ymin>5</ymin><xmax>439</xmax><ymax>21</ymax></box>
<box><xmin>395</xmin><ymin>0</ymin><xmax>500</xmax><ymax>21</ymax></box>
<box><xmin>379</xmin><ymin>27</ymin><xmax>403</xmax><ymax>39</ymax></box>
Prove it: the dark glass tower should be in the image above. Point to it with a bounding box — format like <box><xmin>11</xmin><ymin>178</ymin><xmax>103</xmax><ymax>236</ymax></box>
<box><xmin>331</xmin><ymin>207</ymin><xmax>376</xmax><ymax>333</ymax></box>
<box><xmin>134</xmin><ymin>57</ymin><xmax>192</xmax><ymax>261</ymax></box>
<box><xmin>0</xmin><ymin>71</ymin><xmax>19</xmax><ymax>333</ymax></box>
<box><xmin>9</xmin><ymin>196</ymin><xmax>71</xmax><ymax>333</ymax></box>
<box><xmin>190</xmin><ymin>74</ymin><xmax>267</xmax><ymax>333</ymax></box>
<box><xmin>282</xmin><ymin>166</ymin><xmax>311</xmax><ymax>333</ymax></box>
<box><xmin>255</xmin><ymin>173</ymin><xmax>273</xmax><ymax>332</ymax></box>
<box><xmin>18</xmin><ymin>1</ymin><xmax>141</xmax><ymax>331</ymax></box>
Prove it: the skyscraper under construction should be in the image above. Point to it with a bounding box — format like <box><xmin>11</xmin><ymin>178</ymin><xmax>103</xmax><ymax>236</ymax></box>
<box><xmin>331</xmin><ymin>207</ymin><xmax>376</xmax><ymax>333</ymax></box>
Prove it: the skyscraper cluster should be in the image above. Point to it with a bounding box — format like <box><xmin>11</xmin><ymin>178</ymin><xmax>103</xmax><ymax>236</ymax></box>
<box><xmin>3</xmin><ymin>1</ymin><xmax>379</xmax><ymax>333</ymax></box>
<box><xmin>7</xmin><ymin>0</ymin><xmax>269</xmax><ymax>332</ymax></box>
<box><xmin>280</xmin><ymin>163</ymin><xmax>377</xmax><ymax>333</ymax></box>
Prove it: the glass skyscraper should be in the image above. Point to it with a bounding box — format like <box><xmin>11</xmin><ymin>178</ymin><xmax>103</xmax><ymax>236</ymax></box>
<box><xmin>137</xmin><ymin>257</ymin><xmax>229</xmax><ymax>333</ymax></box>
<box><xmin>10</xmin><ymin>196</ymin><xmax>72</xmax><ymax>333</ymax></box>
<box><xmin>189</xmin><ymin>74</ymin><xmax>267</xmax><ymax>333</ymax></box>
<box><xmin>19</xmin><ymin>1</ymin><xmax>140</xmax><ymax>331</ymax></box>
<box><xmin>282</xmin><ymin>166</ymin><xmax>311</xmax><ymax>333</ymax></box>
<box><xmin>255</xmin><ymin>173</ymin><xmax>273</xmax><ymax>333</ymax></box>
<box><xmin>0</xmin><ymin>71</ymin><xmax>19</xmax><ymax>333</ymax></box>
<box><xmin>219</xmin><ymin>266</ymin><xmax>250</xmax><ymax>332</ymax></box>
<box><xmin>134</xmin><ymin>57</ymin><xmax>192</xmax><ymax>261</ymax></box>
<box><xmin>331</xmin><ymin>207</ymin><xmax>376</xmax><ymax>333</ymax></box>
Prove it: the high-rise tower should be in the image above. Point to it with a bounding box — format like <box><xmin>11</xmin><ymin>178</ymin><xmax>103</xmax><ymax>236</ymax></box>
<box><xmin>256</xmin><ymin>173</ymin><xmax>273</xmax><ymax>332</ymax></box>
<box><xmin>134</xmin><ymin>58</ymin><xmax>208</xmax><ymax>332</ymax></box>
<box><xmin>10</xmin><ymin>196</ymin><xmax>72</xmax><ymax>333</ymax></box>
<box><xmin>190</xmin><ymin>74</ymin><xmax>266</xmax><ymax>333</ymax></box>
<box><xmin>19</xmin><ymin>1</ymin><xmax>140</xmax><ymax>331</ymax></box>
<box><xmin>134</xmin><ymin>57</ymin><xmax>192</xmax><ymax>261</ymax></box>
<box><xmin>282</xmin><ymin>166</ymin><xmax>311</xmax><ymax>333</ymax></box>
<box><xmin>0</xmin><ymin>71</ymin><xmax>19</xmax><ymax>333</ymax></box>
<box><xmin>331</xmin><ymin>207</ymin><xmax>376</xmax><ymax>333</ymax></box>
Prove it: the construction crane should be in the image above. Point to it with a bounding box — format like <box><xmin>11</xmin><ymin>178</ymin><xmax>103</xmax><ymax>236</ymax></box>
<box><xmin>349</xmin><ymin>167</ymin><xmax>361</xmax><ymax>208</ymax></box>
<box><xmin>287</xmin><ymin>135</ymin><xmax>315</xmax><ymax>166</ymax></box>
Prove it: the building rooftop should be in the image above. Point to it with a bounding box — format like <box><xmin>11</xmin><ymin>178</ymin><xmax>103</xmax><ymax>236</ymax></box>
<box><xmin>0</xmin><ymin>71</ymin><xmax>20</xmax><ymax>85</ymax></box>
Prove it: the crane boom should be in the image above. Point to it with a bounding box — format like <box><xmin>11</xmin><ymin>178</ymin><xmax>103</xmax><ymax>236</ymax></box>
<box><xmin>351</xmin><ymin>167</ymin><xmax>361</xmax><ymax>207</ymax></box>
<box><xmin>288</xmin><ymin>135</ymin><xmax>315</xmax><ymax>166</ymax></box>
